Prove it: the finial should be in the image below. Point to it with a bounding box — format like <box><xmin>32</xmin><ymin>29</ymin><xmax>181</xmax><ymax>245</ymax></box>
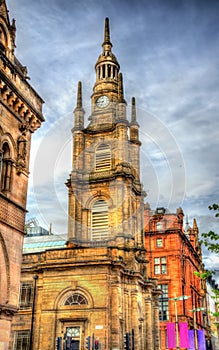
<box><xmin>176</xmin><ymin>207</ymin><xmax>184</xmax><ymax>215</ymax></box>
<box><xmin>193</xmin><ymin>218</ymin><xmax>198</xmax><ymax>231</ymax></box>
<box><xmin>104</xmin><ymin>17</ymin><xmax>111</xmax><ymax>44</ymax></box>
<box><xmin>131</xmin><ymin>97</ymin><xmax>136</xmax><ymax>122</ymax></box>
<box><xmin>102</xmin><ymin>17</ymin><xmax>112</xmax><ymax>54</ymax></box>
<box><xmin>76</xmin><ymin>81</ymin><xmax>82</xmax><ymax>108</ymax></box>
<box><xmin>11</xmin><ymin>18</ymin><xmax>16</xmax><ymax>33</ymax></box>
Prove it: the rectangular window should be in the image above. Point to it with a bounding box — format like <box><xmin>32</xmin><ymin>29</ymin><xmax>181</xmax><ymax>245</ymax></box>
<box><xmin>154</xmin><ymin>257</ymin><xmax>167</xmax><ymax>275</ymax></box>
<box><xmin>159</xmin><ymin>284</ymin><xmax>169</xmax><ymax>321</ymax></box>
<box><xmin>161</xmin><ymin>257</ymin><xmax>167</xmax><ymax>274</ymax></box>
<box><xmin>156</xmin><ymin>238</ymin><xmax>163</xmax><ymax>247</ymax></box>
<box><xmin>19</xmin><ymin>283</ymin><xmax>33</xmax><ymax>309</ymax></box>
<box><xmin>14</xmin><ymin>331</ymin><xmax>30</xmax><ymax>350</ymax></box>
<box><xmin>156</xmin><ymin>222</ymin><xmax>162</xmax><ymax>230</ymax></box>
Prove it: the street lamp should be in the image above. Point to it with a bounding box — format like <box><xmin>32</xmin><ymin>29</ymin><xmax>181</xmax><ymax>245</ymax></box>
<box><xmin>190</xmin><ymin>306</ymin><xmax>205</xmax><ymax>350</ymax></box>
<box><xmin>169</xmin><ymin>295</ymin><xmax>191</xmax><ymax>350</ymax></box>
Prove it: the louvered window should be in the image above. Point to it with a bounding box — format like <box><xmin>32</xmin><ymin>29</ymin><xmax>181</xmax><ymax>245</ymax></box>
<box><xmin>95</xmin><ymin>144</ymin><xmax>111</xmax><ymax>171</ymax></box>
<box><xmin>91</xmin><ymin>200</ymin><xmax>109</xmax><ymax>241</ymax></box>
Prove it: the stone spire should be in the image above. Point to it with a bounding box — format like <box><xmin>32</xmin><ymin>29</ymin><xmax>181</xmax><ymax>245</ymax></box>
<box><xmin>102</xmin><ymin>17</ymin><xmax>112</xmax><ymax>50</ymax></box>
<box><xmin>73</xmin><ymin>81</ymin><xmax>84</xmax><ymax>130</ymax></box>
<box><xmin>76</xmin><ymin>81</ymin><xmax>82</xmax><ymax>108</ymax></box>
<box><xmin>92</xmin><ymin>17</ymin><xmax>121</xmax><ymax>118</ymax></box>
<box><xmin>94</xmin><ymin>17</ymin><xmax>120</xmax><ymax>81</ymax></box>
<box><xmin>118</xmin><ymin>73</ymin><xmax>125</xmax><ymax>103</ymax></box>
<box><xmin>188</xmin><ymin>217</ymin><xmax>199</xmax><ymax>250</ymax></box>
<box><xmin>131</xmin><ymin>97</ymin><xmax>136</xmax><ymax>122</ymax></box>
<box><xmin>131</xmin><ymin>97</ymin><xmax>139</xmax><ymax>126</ymax></box>
<box><xmin>193</xmin><ymin>218</ymin><xmax>198</xmax><ymax>232</ymax></box>
<box><xmin>130</xmin><ymin>97</ymin><xmax>140</xmax><ymax>143</ymax></box>
<box><xmin>184</xmin><ymin>215</ymin><xmax>191</xmax><ymax>237</ymax></box>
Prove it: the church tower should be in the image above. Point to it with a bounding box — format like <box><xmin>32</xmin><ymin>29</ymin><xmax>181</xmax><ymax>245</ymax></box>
<box><xmin>67</xmin><ymin>18</ymin><xmax>144</xmax><ymax>247</ymax></box>
<box><xmin>10</xmin><ymin>17</ymin><xmax>160</xmax><ymax>350</ymax></box>
<box><xmin>0</xmin><ymin>1</ymin><xmax>44</xmax><ymax>348</ymax></box>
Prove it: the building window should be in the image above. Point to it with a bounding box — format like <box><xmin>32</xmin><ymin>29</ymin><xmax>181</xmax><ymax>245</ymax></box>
<box><xmin>154</xmin><ymin>257</ymin><xmax>167</xmax><ymax>275</ymax></box>
<box><xmin>159</xmin><ymin>284</ymin><xmax>169</xmax><ymax>321</ymax></box>
<box><xmin>19</xmin><ymin>283</ymin><xmax>33</xmax><ymax>309</ymax></box>
<box><xmin>156</xmin><ymin>238</ymin><xmax>163</xmax><ymax>247</ymax></box>
<box><xmin>66</xmin><ymin>327</ymin><xmax>80</xmax><ymax>337</ymax></box>
<box><xmin>91</xmin><ymin>199</ymin><xmax>109</xmax><ymax>240</ymax></box>
<box><xmin>64</xmin><ymin>293</ymin><xmax>88</xmax><ymax>305</ymax></box>
<box><xmin>14</xmin><ymin>331</ymin><xmax>30</xmax><ymax>350</ymax></box>
<box><xmin>156</xmin><ymin>222</ymin><xmax>162</xmax><ymax>230</ymax></box>
<box><xmin>1</xmin><ymin>142</ymin><xmax>12</xmax><ymax>191</ymax></box>
<box><xmin>95</xmin><ymin>143</ymin><xmax>111</xmax><ymax>171</ymax></box>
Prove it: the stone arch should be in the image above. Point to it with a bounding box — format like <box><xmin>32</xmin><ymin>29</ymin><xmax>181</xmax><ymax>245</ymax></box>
<box><xmin>85</xmin><ymin>192</ymin><xmax>112</xmax><ymax>209</ymax></box>
<box><xmin>84</xmin><ymin>194</ymin><xmax>113</xmax><ymax>241</ymax></box>
<box><xmin>0</xmin><ymin>231</ymin><xmax>10</xmax><ymax>303</ymax></box>
<box><xmin>54</xmin><ymin>286</ymin><xmax>94</xmax><ymax>310</ymax></box>
<box><xmin>0</xmin><ymin>15</ymin><xmax>13</xmax><ymax>52</ymax></box>
<box><xmin>1</xmin><ymin>132</ymin><xmax>16</xmax><ymax>159</ymax></box>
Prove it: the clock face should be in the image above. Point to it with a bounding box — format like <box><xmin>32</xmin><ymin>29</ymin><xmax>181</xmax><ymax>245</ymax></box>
<box><xmin>96</xmin><ymin>95</ymin><xmax>110</xmax><ymax>108</ymax></box>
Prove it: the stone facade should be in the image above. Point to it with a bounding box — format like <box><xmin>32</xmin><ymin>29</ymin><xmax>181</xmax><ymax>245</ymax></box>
<box><xmin>11</xmin><ymin>245</ymin><xmax>160</xmax><ymax>350</ymax></box>
<box><xmin>0</xmin><ymin>1</ymin><xmax>44</xmax><ymax>348</ymax></box>
<box><xmin>10</xmin><ymin>17</ymin><xmax>160</xmax><ymax>350</ymax></box>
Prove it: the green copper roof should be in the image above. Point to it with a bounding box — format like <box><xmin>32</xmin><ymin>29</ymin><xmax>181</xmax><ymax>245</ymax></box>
<box><xmin>23</xmin><ymin>240</ymin><xmax>66</xmax><ymax>251</ymax></box>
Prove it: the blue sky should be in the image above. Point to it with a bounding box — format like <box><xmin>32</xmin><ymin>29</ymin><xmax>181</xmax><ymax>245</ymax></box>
<box><xmin>6</xmin><ymin>0</ymin><xmax>219</xmax><ymax>272</ymax></box>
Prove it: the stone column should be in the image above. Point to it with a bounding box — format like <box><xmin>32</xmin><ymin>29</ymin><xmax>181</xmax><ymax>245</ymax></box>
<box><xmin>145</xmin><ymin>295</ymin><xmax>153</xmax><ymax>350</ymax></box>
<box><xmin>124</xmin><ymin>289</ymin><xmax>129</xmax><ymax>331</ymax></box>
<box><xmin>111</xmin><ymin>283</ymin><xmax>120</xmax><ymax>349</ymax></box>
<box><xmin>68</xmin><ymin>191</ymin><xmax>76</xmax><ymax>240</ymax></box>
<box><xmin>153</xmin><ymin>294</ymin><xmax>161</xmax><ymax>350</ymax></box>
<box><xmin>131</xmin><ymin>290</ymin><xmax>139</xmax><ymax>350</ymax></box>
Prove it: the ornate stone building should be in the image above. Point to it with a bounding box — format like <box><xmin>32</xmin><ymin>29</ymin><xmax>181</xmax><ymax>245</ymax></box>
<box><xmin>10</xmin><ymin>18</ymin><xmax>161</xmax><ymax>350</ymax></box>
<box><xmin>0</xmin><ymin>0</ymin><xmax>44</xmax><ymax>348</ymax></box>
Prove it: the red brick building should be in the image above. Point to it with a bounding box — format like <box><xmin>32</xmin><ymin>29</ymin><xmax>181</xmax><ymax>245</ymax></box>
<box><xmin>144</xmin><ymin>204</ymin><xmax>210</xmax><ymax>349</ymax></box>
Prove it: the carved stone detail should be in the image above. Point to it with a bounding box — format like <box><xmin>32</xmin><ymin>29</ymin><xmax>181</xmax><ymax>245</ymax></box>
<box><xmin>0</xmin><ymin>79</ymin><xmax>43</xmax><ymax>133</ymax></box>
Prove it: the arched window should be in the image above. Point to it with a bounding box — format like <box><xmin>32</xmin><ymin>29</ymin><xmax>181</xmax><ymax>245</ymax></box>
<box><xmin>64</xmin><ymin>293</ymin><xmax>88</xmax><ymax>305</ymax></box>
<box><xmin>95</xmin><ymin>143</ymin><xmax>111</xmax><ymax>171</ymax></box>
<box><xmin>0</xmin><ymin>25</ymin><xmax>7</xmax><ymax>51</ymax></box>
<box><xmin>0</xmin><ymin>143</ymin><xmax>12</xmax><ymax>191</ymax></box>
<box><xmin>91</xmin><ymin>200</ymin><xmax>109</xmax><ymax>241</ymax></box>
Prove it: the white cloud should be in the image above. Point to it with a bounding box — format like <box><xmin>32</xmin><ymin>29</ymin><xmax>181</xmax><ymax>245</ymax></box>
<box><xmin>6</xmin><ymin>0</ymin><xmax>219</xmax><ymax>243</ymax></box>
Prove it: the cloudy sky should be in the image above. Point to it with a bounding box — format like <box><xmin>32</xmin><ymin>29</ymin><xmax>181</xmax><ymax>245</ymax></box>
<box><xmin>6</xmin><ymin>0</ymin><xmax>219</xmax><ymax>272</ymax></box>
